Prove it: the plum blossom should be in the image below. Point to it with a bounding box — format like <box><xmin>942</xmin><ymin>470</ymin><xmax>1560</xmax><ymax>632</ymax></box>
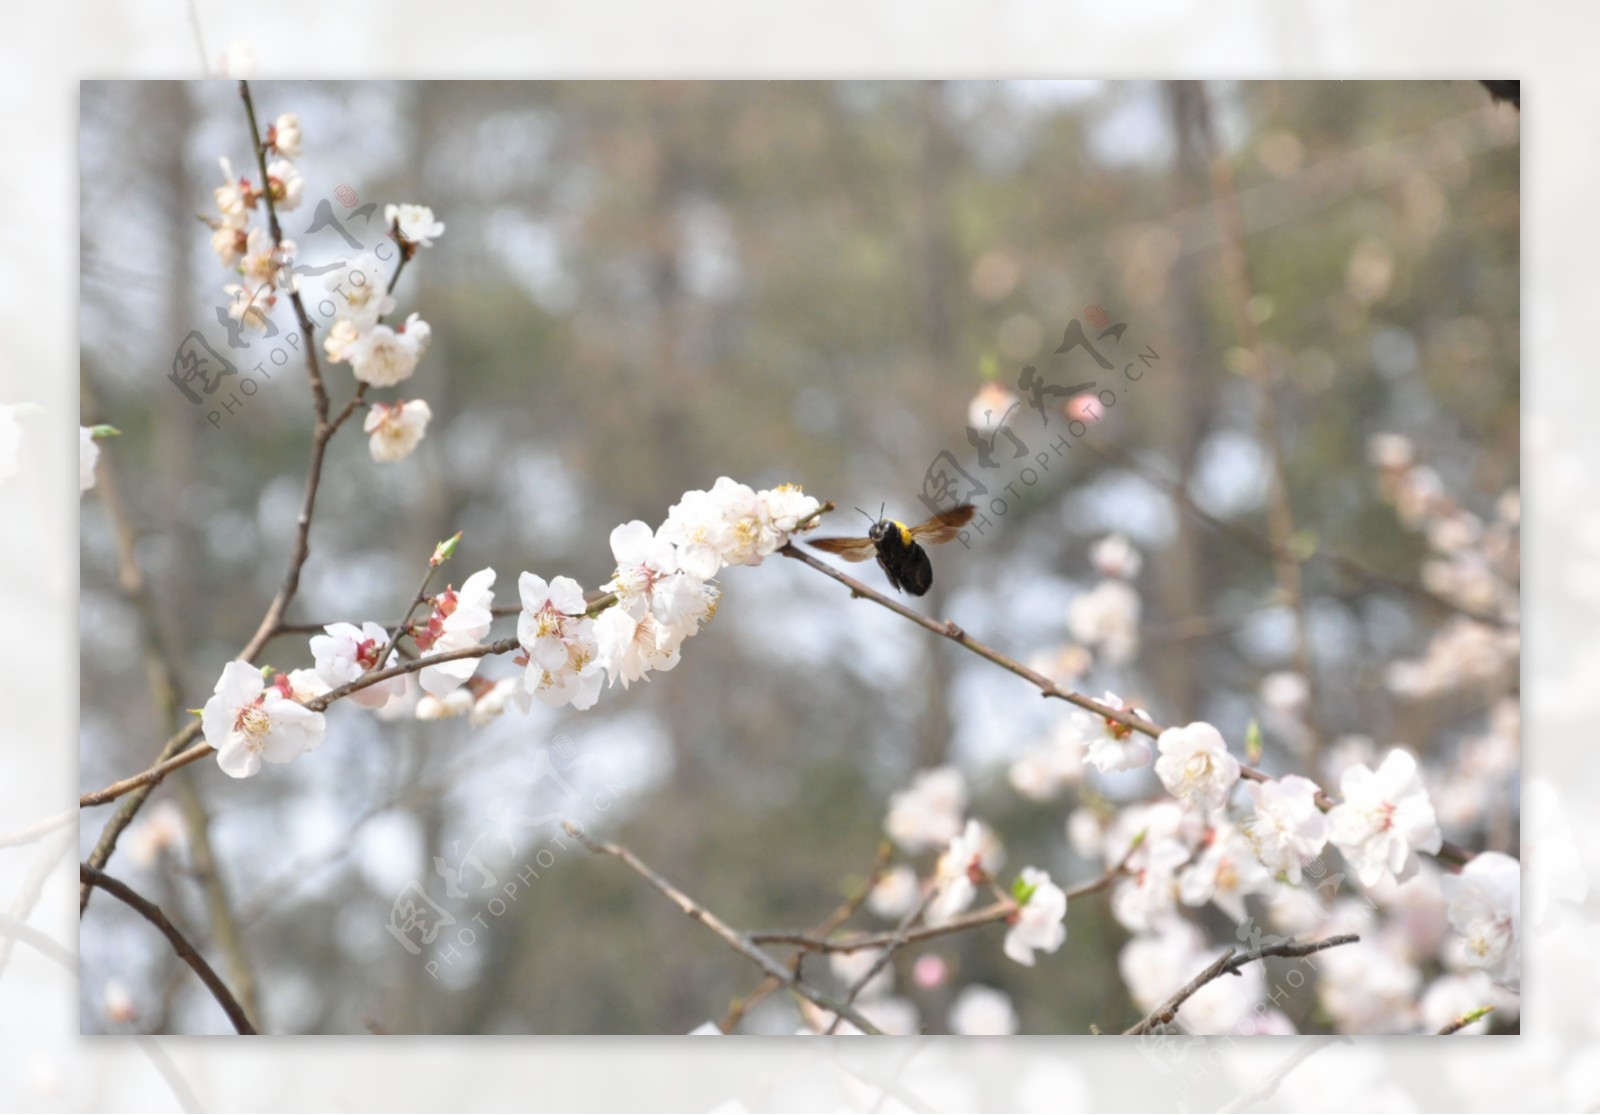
<box><xmin>265</xmin><ymin>159</ymin><xmax>304</xmax><ymax>210</ymax></box>
<box><xmin>385</xmin><ymin>203</ymin><xmax>445</xmax><ymax>248</ymax></box>
<box><xmin>309</xmin><ymin>621</ymin><xmax>408</xmax><ymax>708</ymax></box>
<box><xmin>208</xmin><ymin>217</ymin><xmax>249</xmax><ymax>267</ymax></box>
<box><xmin>1154</xmin><ymin>721</ymin><xmax>1240</xmax><ymax>811</ymax></box>
<box><xmin>365</xmin><ymin>400</ymin><xmax>432</xmax><ymax>462</ymax></box>
<box><xmin>323</xmin><ymin>253</ymin><xmax>396</xmax><ymax>329</ymax></box>
<box><xmin>417</xmin><ymin>568</ymin><xmax>496</xmax><ymax>697</ymax></box>
<box><xmin>1326</xmin><ymin>748</ymin><xmax>1442</xmax><ymax>887</ymax></box>
<box><xmin>223</xmin><ymin>281</ymin><xmax>276</xmax><ymax>331</ymax></box>
<box><xmin>758</xmin><ymin>482</ymin><xmax>822</xmax><ymax>534</ymax></box>
<box><xmin>238</xmin><ymin>227</ymin><xmax>293</xmax><ymax>289</ymax></box>
<box><xmin>1243</xmin><ymin>774</ymin><xmax>1328</xmax><ymax>883</ymax></box>
<box><xmin>268</xmin><ymin>112</ymin><xmax>301</xmax><ymax>158</ymax></box>
<box><xmin>601</xmin><ymin>520</ymin><xmax>718</xmax><ymax>653</ymax></box>
<box><xmin>467</xmin><ymin>677</ymin><xmax>520</xmax><ymax>728</ymax></box>
<box><xmin>1004</xmin><ymin>867</ymin><xmax>1067</xmax><ymax>966</ymax></box>
<box><xmin>1076</xmin><ymin>692</ymin><xmax>1154</xmax><ymax>774</ymax></box>
<box><xmin>214</xmin><ymin>157</ymin><xmax>255</xmax><ymax>221</ymax></box>
<box><xmin>518</xmin><ymin>573</ymin><xmax>604</xmax><ymax>709</ymax></box>
<box><xmin>202</xmin><ymin>660</ymin><xmax>326</xmax><ymax>779</ymax></box>
<box><xmin>1177</xmin><ymin>824</ymin><xmax>1273</xmax><ymax>923</ymax></box>
<box><xmin>1441</xmin><ymin>851</ymin><xmax>1520</xmax><ymax>984</ymax></box>
<box><xmin>949</xmin><ymin>985</ymin><xmax>1018</xmax><ymax>1035</ymax></box>
<box><xmin>345</xmin><ymin>314</ymin><xmax>431</xmax><ymax>387</ymax></box>
<box><xmin>927</xmin><ymin>819</ymin><xmax>1003</xmax><ymax>925</ymax></box>
<box><xmin>883</xmin><ymin>765</ymin><xmax>967</xmax><ymax>853</ymax></box>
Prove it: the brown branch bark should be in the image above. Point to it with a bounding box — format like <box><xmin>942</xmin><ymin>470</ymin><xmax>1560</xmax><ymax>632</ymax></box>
<box><xmin>1124</xmin><ymin>933</ymin><xmax>1359</xmax><ymax>1036</ymax></box>
<box><xmin>79</xmin><ymin>863</ymin><xmax>258</xmax><ymax>1035</ymax></box>
<box><xmin>566</xmin><ymin>825</ymin><xmax>887</xmax><ymax>1035</ymax></box>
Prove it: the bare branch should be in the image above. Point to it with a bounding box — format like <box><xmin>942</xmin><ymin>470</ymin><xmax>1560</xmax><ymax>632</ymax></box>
<box><xmin>1124</xmin><ymin>933</ymin><xmax>1359</xmax><ymax>1036</ymax></box>
<box><xmin>566</xmin><ymin>824</ymin><xmax>887</xmax><ymax>1035</ymax></box>
<box><xmin>79</xmin><ymin>863</ymin><xmax>258</xmax><ymax>1035</ymax></box>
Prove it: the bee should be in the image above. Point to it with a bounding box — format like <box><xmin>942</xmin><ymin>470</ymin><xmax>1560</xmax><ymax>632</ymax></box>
<box><xmin>809</xmin><ymin>503</ymin><xmax>976</xmax><ymax>596</ymax></box>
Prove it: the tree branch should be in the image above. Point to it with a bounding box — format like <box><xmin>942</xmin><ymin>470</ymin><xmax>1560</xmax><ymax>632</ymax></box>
<box><xmin>1123</xmin><ymin>933</ymin><xmax>1359</xmax><ymax>1035</ymax></box>
<box><xmin>566</xmin><ymin>825</ymin><xmax>887</xmax><ymax>1035</ymax></box>
<box><xmin>781</xmin><ymin>541</ymin><xmax>1475</xmax><ymax>867</ymax></box>
<box><xmin>79</xmin><ymin>863</ymin><xmax>258</xmax><ymax>1035</ymax></box>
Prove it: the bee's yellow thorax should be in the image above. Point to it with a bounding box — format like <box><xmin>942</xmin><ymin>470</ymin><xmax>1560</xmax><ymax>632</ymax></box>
<box><xmin>893</xmin><ymin>521</ymin><xmax>912</xmax><ymax>546</ymax></box>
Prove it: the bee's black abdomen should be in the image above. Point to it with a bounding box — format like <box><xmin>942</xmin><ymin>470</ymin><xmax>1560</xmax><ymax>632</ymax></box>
<box><xmin>899</xmin><ymin>544</ymin><xmax>934</xmax><ymax>596</ymax></box>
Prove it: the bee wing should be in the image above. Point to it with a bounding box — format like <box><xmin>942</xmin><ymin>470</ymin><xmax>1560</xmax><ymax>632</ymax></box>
<box><xmin>907</xmin><ymin>503</ymin><xmax>977</xmax><ymax>546</ymax></box>
<box><xmin>808</xmin><ymin>535</ymin><xmax>878</xmax><ymax>562</ymax></box>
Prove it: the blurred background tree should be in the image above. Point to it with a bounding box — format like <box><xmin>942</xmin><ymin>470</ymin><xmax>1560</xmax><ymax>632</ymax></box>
<box><xmin>79</xmin><ymin>79</ymin><xmax>1518</xmax><ymax>1034</ymax></box>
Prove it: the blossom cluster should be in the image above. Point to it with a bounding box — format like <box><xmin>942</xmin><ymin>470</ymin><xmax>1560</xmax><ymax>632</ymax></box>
<box><xmin>197</xmin><ymin>479</ymin><xmax>825</xmax><ymax>776</ymax></box>
<box><xmin>207</xmin><ymin>113</ymin><xmax>304</xmax><ymax>331</ymax></box>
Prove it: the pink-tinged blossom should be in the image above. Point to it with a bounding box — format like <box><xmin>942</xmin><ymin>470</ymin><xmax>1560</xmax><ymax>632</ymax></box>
<box><xmin>310</xmin><ymin>621</ymin><xmax>408</xmax><ymax>708</ymax></box>
<box><xmin>1004</xmin><ymin>867</ymin><xmax>1067</xmax><ymax>966</ymax></box>
<box><xmin>1326</xmin><ymin>748</ymin><xmax>1442</xmax><ymax>887</ymax></box>
<box><xmin>202</xmin><ymin>661</ymin><xmax>326</xmax><ymax>779</ymax></box>
<box><xmin>1077</xmin><ymin>692</ymin><xmax>1154</xmax><ymax>774</ymax></box>
<box><xmin>417</xmin><ymin>568</ymin><xmax>495</xmax><ymax>697</ymax></box>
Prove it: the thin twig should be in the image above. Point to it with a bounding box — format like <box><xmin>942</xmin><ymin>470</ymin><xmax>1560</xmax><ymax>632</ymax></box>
<box><xmin>566</xmin><ymin>825</ymin><xmax>886</xmax><ymax>1035</ymax></box>
<box><xmin>79</xmin><ymin>863</ymin><xmax>258</xmax><ymax>1035</ymax></box>
<box><xmin>825</xmin><ymin>883</ymin><xmax>938</xmax><ymax>1034</ymax></box>
<box><xmin>1437</xmin><ymin>1005</ymin><xmax>1495</xmax><ymax>1035</ymax></box>
<box><xmin>782</xmin><ymin>541</ymin><xmax>1475</xmax><ymax>868</ymax></box>
<box><xmin>1123</xmin><ymin>933</ymin><xmax>1359</xmax><ymax>1036</ymax></box>
<box><xmin>718</xmin><ymin>842</ymin><xmax>892</xmax><ymax>1034</ymax></box>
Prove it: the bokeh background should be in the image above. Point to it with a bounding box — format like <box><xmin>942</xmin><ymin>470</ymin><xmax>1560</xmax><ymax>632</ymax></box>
<box><xmin>78</xmin><ymin>79</ymin><xmax>1518</xmax><ymax>1036</ymax></box>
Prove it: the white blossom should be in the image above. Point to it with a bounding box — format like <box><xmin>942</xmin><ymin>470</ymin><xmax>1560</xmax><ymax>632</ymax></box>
<box><xmin>214</xmin><ymin>157</ymin><xmax>253</xmax><ymax>221</ymax></box>
<box><xmin>202</xmin><ymin>661</ymin><xmax>326</xmax><ymax>779</ymax></box>
<box><xmin>1177</xmin><ymin>824</ymin><xmax>1273</xmax><ymax>923</ymax></box>
<box><xmin>1004</xmin><ymin>867</ymin><xmax>1067</xmax><ymax>966</ymax></box>
<box><xmin>364</xmin><ymin>399</ymin><xmax>432</xmax><ymax>462</ymax></box>
<box><xmin>1243</xmin><ymin>774</ymin><xmax>1328</xmax><ymax>883</ymax></box>
<box><xmin>1326</xmin><ymin>748</ymin><xmax>1442</xmax><ymax>887</ymax></box>
<box><xmin>416</xmin><ymin>688</ymin><xmax>474</xmax><ymax>720</ymax></box>
<box><xmin>949</xmin><ymin>985</ymin><xmax>1018</xmax><ymax>1035</ymax></box>
<box><xmin>927</xmin><ymin>819</ymin><xmax>1002</xmax><ymax>925</ymax></box>
<box><xmin>270</xmin><ymin>113</ymin><xmax>302</xmax><ymax>158</ymax></box>
<box><xmin>518</xmin><ymin>573</ymin><xmax>604</xmax><ymax>709</ymax></box>
<box><xmin>1077</xmin><ymin>692</ymin><xmax>1154</xmax><ymax>774</ymax></box>
<box><xmin>883</xmin><ymin>765</ymin><xmax>967</xmax><ymax>853</ymax></box>
<box><xmin>345</xmin><ymin>314</ymin><xmax>430</xmax><ymax>387</ymax></box>
<box><xmin>1441</xmin><ymin>851</ymin><xmax>1520</xmax><ymax>984</ymax></box>
<box><xmin>594</xmin><ymin>606</ymin><xmax>680</xmax><ymax>690</ymax></box>
<box><xmin>266</xmin><ymin>159</ymin><xmax>304</xmax><ymax>210</ymax></box>
<box><xmin>1154</xmin><ymin>721</ymin><xmax>1240</xmax><ymax>811</ymax></box>
<box><xmin>385</xmin><ymin>202</ymin><xmax>445</xmax><ymax>248</ymax></box>
<box><xmin>417</xmin><ymin>568</ymin><xmax>496</xmax><ymax>698</ymax></box>
<box><xmin>223</xmin><ymin>281</ymin><xmax>275</xmax><ymax>331</ymax></box>
<box><xmin>467</xmin><ymin>678</ymin><xmax>520</xmax><ymax>727</ymax></box>
<box><xmin>323</xmin><ymin>253</ymin><xmax>396</xmax><ymax>329</ymax></box>
<box><xmin>309</xmin><ymin>621</ymin><xmax>407</xmax><ymax>709</ymax></box>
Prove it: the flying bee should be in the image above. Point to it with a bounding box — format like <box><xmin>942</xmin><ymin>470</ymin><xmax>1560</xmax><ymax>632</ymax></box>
<box><xmin>809</xmin><ymin>503</ymin><xmax>976</xmax><ymax>596</ymax></box>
